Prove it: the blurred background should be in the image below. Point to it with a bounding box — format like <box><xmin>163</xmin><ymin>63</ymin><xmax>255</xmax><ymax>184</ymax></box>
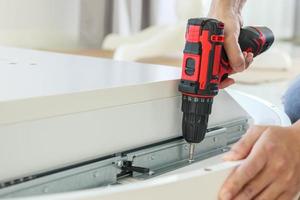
<box><xmin>0</xmin><ymin>0</ymin><xmax>299</xmax><ymax>108</ymax></box>
<box><xmin>0</xmin><ymin>0</ymin><xmax>296</xmax><ymax>49</ymax></box>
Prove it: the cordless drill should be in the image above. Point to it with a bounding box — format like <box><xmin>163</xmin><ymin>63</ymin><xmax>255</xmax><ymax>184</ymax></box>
<box><xmin>178</xmin><ymin>18</ymin><xmax>274</xmax><ymax>162</ymax></box>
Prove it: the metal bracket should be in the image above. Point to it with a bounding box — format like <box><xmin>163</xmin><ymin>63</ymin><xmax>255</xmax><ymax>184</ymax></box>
<box><xmin>124</xmin><ymin>118</ymin><xmax>248</xmax><ymax>179</ymax></box>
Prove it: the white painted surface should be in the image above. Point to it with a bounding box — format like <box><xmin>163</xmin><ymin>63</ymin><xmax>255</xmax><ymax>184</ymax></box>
<box><xmin>0</xmin><ymin>47</ymin><xmax>179</xmax><ymax>101</ymax></box>
<box><xmin>231</xmin><ymin>81</ymin><xmax>289</xmax><ymax>109</ymax></box>
<box><xmin>0</xmin><ymin>92</ymin><xmax>250</xmax><ymax>183</ymax></box>
<box><xmin>0</xmin><ymin>46</ymin><xmax>180</xmax><ymax>124</ymax></box>
<box><xmin>0</xmin><ymin>47</ymin><xmax>250</xmax><ymax>182</ymax></box>
<box><xmin>229</xmin><ymin>89</ymin><xmax>291</xmax><ymax>126</ymax></box>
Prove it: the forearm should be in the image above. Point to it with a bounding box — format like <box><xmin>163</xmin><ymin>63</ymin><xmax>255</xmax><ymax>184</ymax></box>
<box><xmin>209</xmin><ymin>0</ymin><xmax>247</xmax><ymax>15</ymax></box>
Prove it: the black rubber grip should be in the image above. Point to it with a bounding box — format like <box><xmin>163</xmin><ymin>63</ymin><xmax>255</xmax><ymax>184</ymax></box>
<box><xmin>222</xmin><ymin>26</ymin><xmax>274</xmax><ymax>62</ymax></box>
<box><xmin>239</xmin><ymin>26</ymin><xmax>274</xmax><ymax>56</ymax></box>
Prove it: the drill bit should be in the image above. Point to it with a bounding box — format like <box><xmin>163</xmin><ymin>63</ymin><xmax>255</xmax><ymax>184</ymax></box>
<box><xmin>188</xmin><ymin>143</ymin><xmax>196</xmax><ymax>163</ymax></box>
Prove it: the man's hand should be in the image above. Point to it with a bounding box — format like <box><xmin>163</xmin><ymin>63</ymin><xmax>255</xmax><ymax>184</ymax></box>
<box><xmin>219</xmin><ymin>121</ymin><xmax>300</xmax><ymax>200</ymax></box>
<box><xmin>209</xmin><ymin>0</ymin><xmax>253</xmax><ymax>88</ymax></box>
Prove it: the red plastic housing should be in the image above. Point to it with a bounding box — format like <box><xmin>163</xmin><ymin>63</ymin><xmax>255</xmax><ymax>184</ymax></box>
<box><xmin>180</xmin><ymin>19</ymin><xmax>227</xmax><ymax>98</ymax></box>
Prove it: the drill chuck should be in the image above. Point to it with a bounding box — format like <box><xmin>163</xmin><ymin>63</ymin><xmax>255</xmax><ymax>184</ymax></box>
<box><xmin>181</xmin><ymin>95</ymin><xmax>212</xmax><ymax>143</ymax></box>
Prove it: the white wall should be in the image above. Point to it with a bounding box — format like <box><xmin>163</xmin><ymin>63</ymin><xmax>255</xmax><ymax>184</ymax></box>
<box><xmin>0</xmin><ymin>0</ymin><xmax>81</xmax><ymax>50</ymax></box>
<box><xmin>242</xmin><ymin>0</ymin><xmax>296</xmax><ymax>39</ymax></box>
<box><xmin>0</xmin><ymin>0</ymin><xmax>295</xmax><ymax>50</ymax></box>
<box><xmin>151</xmin><ymin>0</ymin><xmax>296</xmax><ymax>40</ymax></box>
<box><xmin>150</xmin><ymin>0</ymin><xmax>177</xmax><ymax>26</ymax></box>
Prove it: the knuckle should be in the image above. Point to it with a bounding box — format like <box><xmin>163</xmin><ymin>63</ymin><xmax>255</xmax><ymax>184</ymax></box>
<box><xmin>264</xmin><ymin>127</ymin><xmax>280</xmax><ymax>137</ymax></box>
<box><xmin>225</xmin><ymin>180</ymin><xmax>239</xmax><ymax>192</ymax></box>
<box><xmin>284</xmin><ymin>170</ymin><xmax>294</xmax><ymax>183</ymax></box>
<box><xmin>274</xmin><ymin>159</ymin><xmax>285</xmax><ymax>172</ymax></box>
<box><xmin>234</xmin><ymin>139</ymin><xmax>247</xmax><ymax>150</ymax></box>
<box><xmin>242</xmin><ymin>185</ymin><xmax>255</xmax><ymax>198</ymax></box>
<box><xmin>250</xmin><ymin>125</ymin><xmax>261</xmax><ymax>132</ymax></box>
<box><xmin>248</xmin><ymin>125</ymin><xmax>258</xmax><ymax>134</ymax></box>
<box><xmin>264</xmin><ymin>141</ymin><xmax>276</xmax><ymax>153</ymax></box>
<box><xmin>248</xmin><ymin>125</ymin><xmax>268</xmax><ymax>136</ymax></box>
<box><xmin>243</xmin><ymin>166</ymin><xmax>257</xmax><ymax>180</ymax></box>
<box><xmin>256</xmin><ymin>197</ymin><xmax>268</xmax><ymax>200</ymax></box>
<box><xmin>246</xmin><ymin>125</ymin><xmax>255</xmax><ymax>133</ymax></box>
<box><xmin>227</xmin><ymin>182</ymin><xmax>237</xmax><ymax>191</ymax></box>
<box><xmin>265</xmin><ymin>127</ymin><xmax>274</xmax><ymax>134</ymax></box>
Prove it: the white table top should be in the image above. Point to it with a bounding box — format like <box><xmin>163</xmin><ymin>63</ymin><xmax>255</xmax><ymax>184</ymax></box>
<box><xmin>0</xmin><ymin>46</ymin><xmax>179</xmax><ymax>102</ymax></box>
<box><xmin>0</xmin><ymin>47</ymin><xmax>181</xmax><ymax>125</ymax></box>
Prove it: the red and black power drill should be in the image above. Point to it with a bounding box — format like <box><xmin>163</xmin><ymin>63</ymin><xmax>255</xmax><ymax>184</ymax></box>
<box><xmin>178</xmin><ymin>18</ymin><xmax>274</xmax><ymax>162</ymax></box>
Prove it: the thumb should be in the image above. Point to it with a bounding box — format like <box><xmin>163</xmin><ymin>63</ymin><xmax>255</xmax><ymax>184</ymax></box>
<box><xmin>223</xmin><ymin>126</ymin><xmax>268</xmax><ymax>161</ymax></box>
<box><xmin>224</xmin><ymin>34</ymin><xmax>245</xmax><ymax>72</ymax></box>
<box><xmin>219</xmin><ymin>78</ymin><xmax>235</xmax><ymax>89</ymax></box>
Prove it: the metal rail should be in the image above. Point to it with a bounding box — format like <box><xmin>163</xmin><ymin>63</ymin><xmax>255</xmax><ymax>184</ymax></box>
<box><xmin>0</xmin><ymin>118</ymin><xmax>248</xmax><ymax>198</ymax></box>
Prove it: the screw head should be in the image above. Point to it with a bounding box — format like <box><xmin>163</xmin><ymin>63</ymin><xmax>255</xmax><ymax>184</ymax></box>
<box><xmin>148</xmin><ymin>170</ymin><xmax>155</xmax><ymax>176</ymax></box>
<box><xmin>93</xmin><ymin>171</ymin><xmax>100</xmax><ymax>178</ymax></box>
<box><xmin>222</xmin><ymin>147</ymin><xmax>230</xmax><ymax>152</ymax></box>
<box><xmin>116</xmin><ymin>160</ymin><xmax>123</xmax><ymax>168</ymax></box>
<box><xmin>43</xmin><ymin>187</ymin><xmax>49</xmax><ymax>193</ymax></box>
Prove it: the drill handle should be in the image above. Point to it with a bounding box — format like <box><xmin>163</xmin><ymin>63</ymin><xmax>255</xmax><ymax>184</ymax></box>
<box><xmin>239</xmin><ymin>26</ymin><xmax>274</xmax><ymax>56</ymax></box>
<box><xmin>219</xmin><ymin>26</ymin><xmax>274</xmax><ymax>83</ymax></box>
